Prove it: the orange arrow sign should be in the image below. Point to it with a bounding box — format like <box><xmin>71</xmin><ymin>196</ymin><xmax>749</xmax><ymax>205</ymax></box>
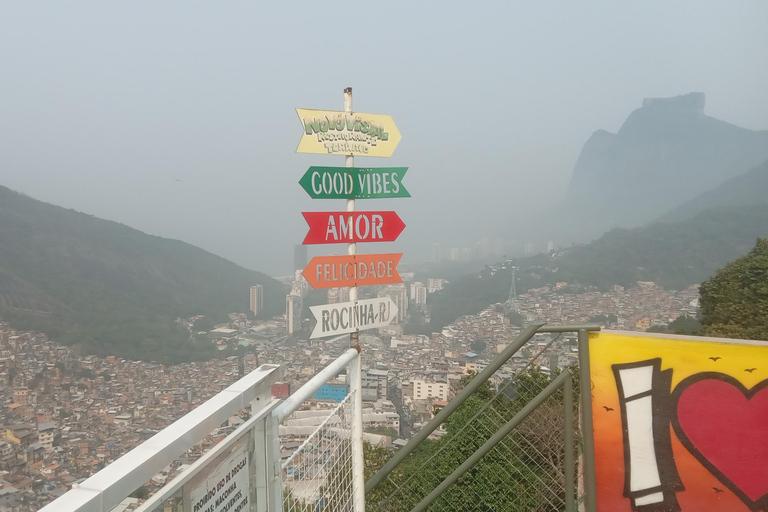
<box><xmin>302</xmin><ymin>254</ymin><xmax>403</xmax><ymax>289</ymax></box>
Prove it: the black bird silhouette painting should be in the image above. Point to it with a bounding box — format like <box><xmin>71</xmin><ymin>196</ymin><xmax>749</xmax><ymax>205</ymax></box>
<box><xmin>745</xmin><ymin>368</ymin><xmax>757</xmax><ymax>373</ymax></box>
<box><xmin>709</xmin><ymin>356</ymin><xmax>722</xmax><ymax>362</ymax></box>
<box><xmin>602</xmin><ymin>406</ymin><xmax>614</xmax><ymax>412</ymax></box>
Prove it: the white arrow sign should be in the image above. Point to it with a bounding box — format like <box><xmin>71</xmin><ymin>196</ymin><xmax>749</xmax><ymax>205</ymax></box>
<box><xmin>310</xmin><ymin>297</ymin><xmax>398</xmax><ymax>339</ymax></box>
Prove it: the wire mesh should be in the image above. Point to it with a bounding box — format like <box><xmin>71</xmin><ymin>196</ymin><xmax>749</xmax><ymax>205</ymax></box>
<box><xmin>366</xmin><ymin>336</ymin><xmax>583</xmax><ymax>512</ymax></box>
<box><xmin>281</xmin><ymin>390</ymin><xmax>357</xmax><ymax>512</ymax></box>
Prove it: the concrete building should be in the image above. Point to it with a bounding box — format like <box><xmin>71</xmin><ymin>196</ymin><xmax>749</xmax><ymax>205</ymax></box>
<box><xmin>525</xmin><ymin>242</ymin><xmax>535</xmax><ymax>256</ymax></box>
<box><xmin>294</xmin><ymin>244</ymin><xmax>308</xmax><ymax>272</ymax></box>
<box><xmin>327</xmin><ymin>287</ymin><xmax>351</xmax><ymax>304</ymax></box>
<box><xmin>271</xmin><ymin>382</ymin><xmax>290</xmax><ymax>399</ymax></box>
<box><xmin>36</xmin><ymin>422</ymin><xmax>55</xmax><ymax>449</ymax></box>
<box><xmin>362</xmin><ymin>369</ymin><xmax>389</xmax><ymax>401</ymax></box>
<box><xmin>410</xmin><ymin>282</ymin><xmax>427</xmax><ymax>305</ymax></box>
<box><xmin>285</xmin><ymin>293</ymin><xmax>303</xmax><ymax>334</ymax></box>
<box><xmin>13</xmin><ymin>388</ymin><xmax>29</xmax><ymax>405</ymax></box>
<box><xmin>314</xmin><ymin>383</ymin><xmax>348</xmax><ymax>403</ymax></box>
<box><xmin>362</xmin><ymin>412</ymin><xmax>400</xmax><ymax>433</ymax></box>
<box><xmin>249</xmin><ymin>284</ymin><xmax>263</xmax><ymax>316</ymax></box>
<box><xmin>378</xmin><ymin>284</ymin><xmax>408</xmax><ymax>323</ymax></box>
<box><xmin>412</xmin><ymin>378</ymin><xmax>450</xmax><ymax>401</ymax></box>
<box><xmin>432</xmin><ymin>243</ymin><xmax>441</xmax><ymax>264</ymax></box>
<box><xmin>292</xmin><ymin>270</ymin><xmax>309</xmax><ymax>297</ymax></box>
<box><xmin>427</xmin><ymin>278</ymin><xmax>448</xmax><ymax>294</ymax></box>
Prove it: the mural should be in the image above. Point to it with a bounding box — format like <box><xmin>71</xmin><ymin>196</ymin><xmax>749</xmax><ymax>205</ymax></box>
<box><xmin>590</xmin><ymin>331</ymin><xmax>768</xmax><ymax>512</ymax></box>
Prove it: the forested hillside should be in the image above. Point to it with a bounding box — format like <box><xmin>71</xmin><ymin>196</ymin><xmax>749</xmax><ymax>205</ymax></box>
<box><xmin>659</xmin><ymin>159</ymin><xmax>768</xmax><ymax>222</ymax></box>
<box><xmin>0</xmin><ymin>185</ymin><xmax>287</xmax><ymax>362</ymax></box>
<box><xmin>700</xmin><ymin>238</ymin><xmax>768</xmax><ymax>341</ymax></box>
<box><xmin>426</xmin><ymin>204</ymin><xmax>768</xmax><ymax>332</ymax></box>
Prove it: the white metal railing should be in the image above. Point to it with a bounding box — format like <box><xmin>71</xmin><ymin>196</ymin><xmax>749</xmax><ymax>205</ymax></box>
<box><xmin>40</xmin><ymin>349</ymin><xmax>365</xmax><ymax>512</ymax></box>
<box><xmin>39</xmin><ymin>364</ymin><xmax>279</xmax><ymax>512</ymax></box>
<box><xmin>134</xmin><ymin>399</ymin><xmax>281</xmax><ymax>512</ymax></box>
<box><xmin>269</xmin><ymin>347</ymin><xmax>365</xmax><ymax>512</ymax></box>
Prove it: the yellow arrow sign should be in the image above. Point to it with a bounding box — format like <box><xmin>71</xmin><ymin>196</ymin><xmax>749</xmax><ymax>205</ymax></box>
<box><xmin>296</xmin><ymin>108</ymin><xmax>402</xmax><ymax>158</ymax></box>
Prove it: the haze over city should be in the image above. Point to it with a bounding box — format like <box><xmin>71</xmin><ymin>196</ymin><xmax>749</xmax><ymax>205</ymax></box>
<box><xmin>3</xmin><ymin>4</ymin><xmax>768</xmax><ymax>511</ymax></box>
<box><xmin>2</xmin><ymin>2</ymin><xmax>767</xmax><ymax>275</ymax></box>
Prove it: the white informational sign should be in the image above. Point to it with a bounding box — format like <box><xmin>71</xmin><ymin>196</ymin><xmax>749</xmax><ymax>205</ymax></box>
<box><xmin>310</xmin><ymin>297</ymin><xmax>398</xmax><ymax>339</ymax></box>
<box><xmin>188</xmin><ymin>445</ymin><xmax>249</xmax><ymax>512</ymax></box>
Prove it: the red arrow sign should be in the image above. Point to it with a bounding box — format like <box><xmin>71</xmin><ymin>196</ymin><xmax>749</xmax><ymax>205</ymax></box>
<box><xmin>302</xmin><ymin>254</ymin><xmax>403</xmax><ymax>289</ymax></box>
<box><xmin>302</xmin><ymin>211</ymin><xmax>405</xmax><ymax>245</ymax></box>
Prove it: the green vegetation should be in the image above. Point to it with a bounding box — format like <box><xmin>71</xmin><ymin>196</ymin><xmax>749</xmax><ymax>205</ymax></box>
<box><xmin>470</xmin><ymin>340</ymin><xmax>487</xmax><ymax>354</ymax></box>
<box><xmin>192</xmin><ymin>313</ymin><xmax>231</xmax><ymax>332</ymax></box>
<box><xmin>647</xmin><ymin>314</ymin><xmax>702</xmax><ymax>335</ymax></box>
<box><xmin>507</xmin><ymin>310</ymin><xmax>524</xmax><ymax>326</ymax></box>
<box><xmin>0</xmin><ymin>185</ymin><xmax>288</xmax><ymax>362</ymax></box>
<box><xmin>699</xmin><ymin>238</ymin><xmax>768</xmax><ymax>340</ymax></box>
<box><xmin>365</xmin><ymin>427</ymin><xmax>399</xmax><ymax>438</ymax></box>
<box><xmin>365</xmin><ymin>368</ymin><xmax>577</xmax><ymax>511</ymax></box>
<box><xmin>426</xmin><ymin>204</ymin><xmax>768</xmax><ymax>332</ymax></box>
<box><xmin>551</xmin><ymin>204</ymin><xmax>768</xmax><ymax>290</ymax></box>
<box><xmin>403</xmin><ymin>308</ymin><xmax>430</xmax><ymax>335</ymax></box>
<box><xmin>130</xmin><ymin>486</ymin><xmax>150</xmax><ymax>500</ymax></box>
<box><xmin>588</xmin><ymin>313</ymin><xmax>618</xmax><ymax>325</ymax></box>
<box><xmin>406</xmin><ymin>259</ymin><xmax>493</xmax><ymax>285</ymax></box>
<box><xmin>660</xmin><ymin>160</ymin><xmax>768</xmax><ymax>223</ymax></box>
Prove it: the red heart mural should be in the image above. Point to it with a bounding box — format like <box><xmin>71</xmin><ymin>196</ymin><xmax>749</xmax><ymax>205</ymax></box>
<box><xmin>672</xmin><ymin>373</ymin><xmax>768</xmax><ymax>511</ymax></box>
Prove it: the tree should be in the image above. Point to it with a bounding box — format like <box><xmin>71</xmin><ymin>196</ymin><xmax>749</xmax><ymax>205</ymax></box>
<box><xmin>365</xmin><ymin>367</ymin><xmax>577</xmax><ymax>511</ymax></box>
<box><xmin>507</xmin><ymin>311</ymin><xmax>524</xmax><ymax>326</ymax></box>
<box><xmin>130</xmin><ymin>485</ymin><xmax>150</xmax><ymax>500</ymax></box>
<box><xmin>364</xmin><ymin>441</ymin><xmax>391</xmax><ymax>481</ymax></box>
<box><xmin>588</xmin><ymin>313</ymin><xmax>617</xmax><ymax>325</ymax></box>
<box><xmin>76</xmin><ymin>368</ymin><xmax>94</xmax><ymax>379</ymax></box>
<box><xmin>700</xmin><ymin>238</ymin><xmax>768</xmax><ymax>340</ymax></box>
<box><xmin>648</xmin><ymin>314</ymin><xmax>701</xmax><ymax>335</ymax></box>
<box><xmin>193</xmin><ymin>315</ymin><xmax>217</xmax><ymax>332</ymax></box>
<box><xmin>470</xmin><ymin>340</ymin><xmax>486</xmax><ymax>354</ymax></box>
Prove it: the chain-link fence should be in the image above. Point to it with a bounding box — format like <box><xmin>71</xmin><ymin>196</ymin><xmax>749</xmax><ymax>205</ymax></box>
<box><xmin>366</xmin><ymin>335</ymin><xmax>583</xmax><ymax>512</ymax></box>
<box><xmin>281</xmin><ymin>391</ymin><xmax>356</xmax><ymax>511</ymax></box>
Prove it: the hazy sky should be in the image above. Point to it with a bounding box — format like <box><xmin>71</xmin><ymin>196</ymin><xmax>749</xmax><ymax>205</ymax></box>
<box><xmin>2</xmin><ymin>2</ymin><xmax>767</xmax><ymax>275</ymax></box>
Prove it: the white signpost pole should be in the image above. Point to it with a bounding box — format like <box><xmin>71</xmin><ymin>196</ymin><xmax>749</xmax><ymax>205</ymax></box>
<box><xmin>344</xmin><ymin>87</ymin><xmax>366</xmax><ymax>512</ymax></box>
<box><xmin>344</xmin><ymin>87</ymin><xmax>358</xmax><ymax>342</ymax></box>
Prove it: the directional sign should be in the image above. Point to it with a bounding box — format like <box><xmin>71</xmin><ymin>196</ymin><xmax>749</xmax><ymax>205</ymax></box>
<box><xmin>302</xmin><ymin>211</ymin><xmax>405</xmax><ymax>245</ymax></box>
<box><xmin>310</xmin><ymin>297</ymin><xmax>398</xmax><ymax>338</ymax></box>
<box><xmin>296</xmin><ymin>109</ymin><xmax>402</xmax><ymax>157</ymax></box>
<box><xmin>302</xmin><ymin>254</ymin><xmax>402</xmax><ymax>289</ymax></box>
<box><xmin>299</xmin><ymin>167</ymin><xmax>410</xmax><ymax>199</ymax></box>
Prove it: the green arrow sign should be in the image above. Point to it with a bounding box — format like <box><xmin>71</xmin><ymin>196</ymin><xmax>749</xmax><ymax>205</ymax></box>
<box><xmin>299</xmin><ymin>166</ymin><xmax>410</xmax><ymax>199</ymax></box>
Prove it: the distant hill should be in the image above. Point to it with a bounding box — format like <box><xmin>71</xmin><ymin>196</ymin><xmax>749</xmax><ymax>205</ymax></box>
<box><xmin>550</xmin><ymin>204</ymin><xmax>768</xmax><ymax>290</ymax></box>
<box><xmin>543</xmin><ymin>93</ymin><xmax>768</xmax><ymax>244</ymax></box>
<box><xmin>658</xmin><ymin>159</ymin><xmax>768</xmax><ymax>222</ymax></box>
<box><xmin>427</xmin><ymin>203</ymin><xmax>768</xmax><ymax>331</ymax></box>
<box><xmin>0</xmin><ymin>185</ymin><xmax>287</xmax><ymax>362</ymax></box>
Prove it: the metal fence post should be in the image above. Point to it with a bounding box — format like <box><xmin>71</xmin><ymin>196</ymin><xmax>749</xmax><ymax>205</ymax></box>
<box><xmin>578</xmin><ymin>329</ymin><xmax>597</xmax><ymax>512</ymax></box>
<box><xmin>266</xmin><ymin>412</ymin><xmax>283</xmax><ymax>511</ymax></box>
<box><xmin>252</xmin><ymin>416</ymin><xmax>268</xmax><ymax>511</ymax></box>
<box><xmin>365</xmin><ymin>322</ymin><xmax>545</xmax><ymax>494</ymax></box>
<box><xmin>348</xmin><ymin>348</ymin><xmax>366</xmax><ymax>511</ymax></box>
<box><xmin>409</xmin><ymin>371</ymin><xmax>571</xmax><ymax>512</ymax></box>
<box><xmin>564</xmin><ymin>369</ymin><xmax>574</xmax><ymax>512</ymax></box>
<box><xmin>251</xmin><ymin>386</ymin><xmax>270</xmax><ymax>511</ymax></box>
